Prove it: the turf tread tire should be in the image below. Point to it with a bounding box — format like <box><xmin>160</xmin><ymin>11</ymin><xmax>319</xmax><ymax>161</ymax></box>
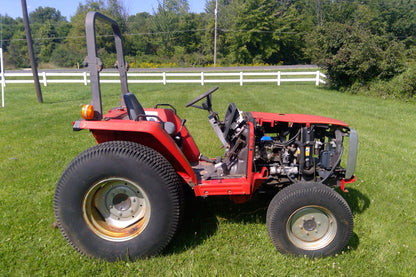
<box><xmin>54</xmin><ymin>141</ymin><xmax>184</xmax><ymax>261</ymax></box>
<box><xmin>266</xmin><ymin>182</ymin><xmax>353</xmax><ymax>257</ymax></box>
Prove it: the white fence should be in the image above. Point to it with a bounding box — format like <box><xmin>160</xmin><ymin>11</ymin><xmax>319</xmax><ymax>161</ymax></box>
<box><xmin>1</xmin><ymin>70</ymin><xmax>327</xmax><ymax>87</ymax></box>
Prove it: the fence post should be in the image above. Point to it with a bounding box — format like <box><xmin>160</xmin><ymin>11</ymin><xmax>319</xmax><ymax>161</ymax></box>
<box><xmin>240</xmin><ymin>72</ymin><xmax>243</xmax><ymax>86</ymax></box>
<box><xmin>83</xmin><ymin>71</ymin><xmax>88</xmax><ymax>85</ymax></box>
<box><xmin>277</xmin><ymin>71</ymin><xmax>281</xmax><ymax>86</ymax></box>
<box><xmin>1</xmin><ymin>48</ymin><xmax>4</xmax><ymax>108</ymax></box>
<box><xmin>42</xmin><ymin>72</ymin><xmax>47</xmax><ymax>86</ymax></box>
<box><xmin>316</xmin><ymin>70</ymin><xmax>320</xmax><ymax>86</ymax></box>
<box><xmin>201</xmin><ymin>72</ymin><xmax>204</xmax><ymax>86</ymax></box>
<box><xmin>163</xmin><ymin>72</ymin><xmax>166</xmax><ymax>85</ymax></box>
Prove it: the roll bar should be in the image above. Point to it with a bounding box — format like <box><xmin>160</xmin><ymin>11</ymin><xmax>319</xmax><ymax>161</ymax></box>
<box><xmin>85</xmin><ymin>11</ymin><xmax>128</xmax><ymax>120</ymax></box>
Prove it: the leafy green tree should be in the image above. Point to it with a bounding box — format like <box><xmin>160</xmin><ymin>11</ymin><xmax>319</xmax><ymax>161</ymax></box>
<box><xmin>34</xmin><ymin>21</ymin><xmax>59</xmax><ymax>63</ymax></box>
<box><xmin>271</xmin><ymin>1</ymin><xmax>313</xmax><ymax>64</ymax></box>
<box><xmin>29</xmin><ymin>7</ymin><xmax>66</xmax><ymax>23</ymax></box>
<box><xmin>0</xmin><ymin>15</ymin><xmax>21</xmax><ymax>52</ymax></box>
<box><xmin>126</xmin><ymin>12</ymin><xmax>153</xmax><ymax>56</ymax></box>
<box><xmin>106</xmin><ymin>0</ymin><xmax>128</xmax><ymax>33</ymax></box>
<box><xmin>374</xmin><ymin>0</ymin><xmax>416</xmax><ymax>45</ymax></box>
<box><xmin>225</xmin><ymin>0</ymin><xmax>279</xmax><ymax>64</ymax></box>
<box><xmin>8</xmin><ymin>26</ymin><xmax>31</xmax><ymax>68</ymax></box>
<box><xmin>62</xmin><ymin>0</ymin><xmax>126</xmax><ymax>68</ymax></box>
<box><xmin>175</xmin><ymin>12</ymin><xmax>203</xmax><ymax>55</ymax></box>
<box><xmin>26</xmin><ymin>7</ymin><xmax>70</xmax><ymax>64</ymax></box>
<box><xmin>150</xmin><ymin>0</ymin><xmax>190</xmax><ymax>58</ymax></box>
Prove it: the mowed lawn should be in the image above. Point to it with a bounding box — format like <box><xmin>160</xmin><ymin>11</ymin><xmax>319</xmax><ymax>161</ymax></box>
<box><xmin>0</xmin><ymin>82</ymin><xmax>415</xmax><ymax>276</ymax></box>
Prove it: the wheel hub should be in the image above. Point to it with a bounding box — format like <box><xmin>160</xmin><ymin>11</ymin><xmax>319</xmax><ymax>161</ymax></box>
<box><xmin>113</xmin><ymin>193</ymin><xmax>131</xmax><ymax>211</ymax></box>
<box><xmin>94</xmin><ymin>180</ymin><xmax>146</xmax><ymax>229</ymax></box>
<box><xmin>286</xmin><ymin>206</ymin><xmax>337</xmax><ymax>250</ymax></box>
<box><xmin>82</xmin><ymin>177</ymin><xmax>151</xmax><ymax>241</ymax></box>
<box><xmin>303</xmin><ymin>218</ymin><xmax>317</xmax><ymax>231</ymax></box>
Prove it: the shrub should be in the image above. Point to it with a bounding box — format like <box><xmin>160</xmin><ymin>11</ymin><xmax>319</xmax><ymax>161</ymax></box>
<box><xmin>364</xmin><ymin>65</ymin><xmax>416</xmax><ymax>99</ymax></box>
<box><xmin>51</xmin><ymin>44</ymin><xmax>84</xmax><ymax>68</ymax></box>
<box><xmin>308</xmin><ymin>23</ymin><xmax>406</xmax><ymax>90</ymax></box>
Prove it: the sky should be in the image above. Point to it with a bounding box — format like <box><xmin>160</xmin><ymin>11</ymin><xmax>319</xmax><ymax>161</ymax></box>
<box><xmin>0</xmin><ymin>0</ymin><xmax>207</xmax><ymax>20</ymax></box>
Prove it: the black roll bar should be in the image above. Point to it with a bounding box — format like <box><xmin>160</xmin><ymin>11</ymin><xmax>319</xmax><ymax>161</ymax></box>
<box><xmin>85</xmin><ymin>11</ymin><xmax>128</xmax><ymax>120</ymax></box>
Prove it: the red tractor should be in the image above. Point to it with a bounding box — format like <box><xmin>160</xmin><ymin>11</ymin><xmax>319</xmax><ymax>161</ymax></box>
<box><xmin>54</xmin><ymin>12</ymin><xmax>358</xmax><ymax>261</ymax></box>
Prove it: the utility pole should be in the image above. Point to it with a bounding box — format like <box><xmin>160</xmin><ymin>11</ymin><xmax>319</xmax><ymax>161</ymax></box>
<box><xmin>214</xmin><ymin>0</ymin><xmax>218</xmax><ymax>67</ymax></box>
<box><xmin>21</xmin><ymin>0</ymin><xmax>43</xmax><ymax>103</ymax></box>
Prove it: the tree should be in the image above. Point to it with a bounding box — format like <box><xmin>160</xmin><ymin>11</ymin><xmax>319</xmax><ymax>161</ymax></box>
<box><xmin>106</xmin><ymin>0</ymin><xmax>128</xmax><ymax>33</ymax></box>
<box><xmin>62</xmin><ymin>0</ymin><xmax>125</xmax><ymax>68</ymax></box>
<box><xmin>375</xmin><ymin>0</ymin><xmax>416</xmax><ymax>44</ymax></box>
<box><xmin>225</xmin><ymin>0</ymin><xmax>280</xmax><ymax>64</ymax></box>
<box><xmin>271</xmin><ymin>1</ymin><xmax>313</xmax><ymax>64</ymax></box>
<box><xmin>126</xmin><ymin>12</ymin><xmax>153</xmax><ymax>56</ymax></box>
<box><xmin>29</xmin><ymin>7</ymin><xmax>66</xmax><ymax>23</ymax></box>
<box><xmin>34</xmin><ymin>21</ymin><xmax>59</xmax><ymax>63</ymax></box>
<box><xmin>8</xmin><ymin>26</ymin><xmax>31</xmax><ymax>68</ymax></box>
<box><xmin>0</xmin><ymin>15</ymin><xmax>21</xmax><ymax>52</ymax></box>
<box><xmin>160</xmin><ymin>0</ymin><xmax>190</xmax><ymax>14</ymax></box>
<box><xmin>26</xmin><ymin>7</ymin><xmax>70</xmax><ymax>64</ymax></box>
<box><xmin>150</xmin><ymin>0</ymin><xmax>190</xmax><ymax>58</ymax></box>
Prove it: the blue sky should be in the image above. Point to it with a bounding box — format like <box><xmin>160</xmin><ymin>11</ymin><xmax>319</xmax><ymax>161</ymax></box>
<box><xmin>0</xmin><ymin>0</ymin><xmax>206</xmax><ymax>20</ymax></box>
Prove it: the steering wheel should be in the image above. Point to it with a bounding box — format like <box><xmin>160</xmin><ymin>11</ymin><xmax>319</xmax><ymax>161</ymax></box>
<box><xmin>185</xmin><ymin>86</ymin><xmax>219</xmax><ymax>110</ymax></box>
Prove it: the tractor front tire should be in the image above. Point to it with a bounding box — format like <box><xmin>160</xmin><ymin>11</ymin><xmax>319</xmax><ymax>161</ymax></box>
<box><xmin>266</xmin><ymin>182</ymin><xmax>353</xmax><ymax>257</ymax></box>
<box><xmin>54</xmin><ymin>141</ymin><xmax>183</xmax><ymax>261</ymax></box>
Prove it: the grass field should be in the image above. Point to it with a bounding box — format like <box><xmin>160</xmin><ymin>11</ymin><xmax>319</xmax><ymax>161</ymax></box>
<box><xmin>1</xmin><ymin>82</ymin><xmax>415</xmax><ymax>276</ymax></box>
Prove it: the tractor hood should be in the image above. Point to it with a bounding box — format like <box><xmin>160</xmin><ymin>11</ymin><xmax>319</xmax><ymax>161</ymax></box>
<box><xmin>250</xmin><ymin>112</ymin><xmax>349</xmax><ymax>127</ymax></box>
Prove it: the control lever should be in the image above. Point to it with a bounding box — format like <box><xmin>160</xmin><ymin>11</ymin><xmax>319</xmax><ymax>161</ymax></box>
<box><xmin>174</xmin><ymin>119</ymin><xmax>186</xmax><ymax>147</ymax></box>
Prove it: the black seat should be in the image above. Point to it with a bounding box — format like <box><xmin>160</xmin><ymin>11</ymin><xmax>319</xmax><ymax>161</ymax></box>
<box><xmin>124</xmin><ymin>92</ymin><xmax>146</xmax><ymax>121</ymax></box>
<box><xmin>123</xmin><ymin>92</ymin><xmax>176</xmax><ymax>136</ymax></box>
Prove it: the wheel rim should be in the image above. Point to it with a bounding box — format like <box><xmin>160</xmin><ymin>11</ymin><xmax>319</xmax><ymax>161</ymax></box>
<box><xmin>82</xmin><ymin>177</ymin><xmax>151</xmax><ymax>242</ymax></box>
<box><xmin>286</xmin><ymin>205</ymin><xmax>337</xmax><ymax>251</ymax></box>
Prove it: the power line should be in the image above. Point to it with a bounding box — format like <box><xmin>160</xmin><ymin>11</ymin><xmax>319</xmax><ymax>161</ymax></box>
<box><xmin>1</xmin><ymin>27</ymin><xmax>414</xmax><ymax>43</ymax></box>
<box><xmin>1</xmin><ymin>28</ymin><xmax>211</xmax><ymax>42</ymax></box>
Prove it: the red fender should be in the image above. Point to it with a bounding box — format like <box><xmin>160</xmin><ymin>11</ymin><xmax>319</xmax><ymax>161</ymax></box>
<box><xmin>74</xmin><ymin>118</ymin><xmax>198</xmax><ymax>185</ymax></box>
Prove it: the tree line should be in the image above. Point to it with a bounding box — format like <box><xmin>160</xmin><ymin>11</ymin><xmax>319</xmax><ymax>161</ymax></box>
<box><xmin>1</xmin><ymin>0</ymin><xmax>416</xmax><ymax>95</ymax></box>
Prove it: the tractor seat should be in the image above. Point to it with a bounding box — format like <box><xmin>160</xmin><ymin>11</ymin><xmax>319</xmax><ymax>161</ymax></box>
<box><xmin>123</xmin><ymin>92</ymin><xmax>176</xmax><ymax>135</ymax></box>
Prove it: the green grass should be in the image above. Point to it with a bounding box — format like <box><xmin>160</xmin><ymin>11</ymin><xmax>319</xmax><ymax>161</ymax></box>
<box><xmin>1</xmin><ymin>82</ymin><xmax>415</xmax><ymax>276</ymax></box>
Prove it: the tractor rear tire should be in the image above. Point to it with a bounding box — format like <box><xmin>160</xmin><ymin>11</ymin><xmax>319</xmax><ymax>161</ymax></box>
<box><xmin>266</xmin><ymin>182</ymin><xmax>353</xmax><ymax>257</ymax></box>
<box><xmin>54</xmin><ymin>141</ymin><xmax>183</xmax><ymax>261</ymax></box>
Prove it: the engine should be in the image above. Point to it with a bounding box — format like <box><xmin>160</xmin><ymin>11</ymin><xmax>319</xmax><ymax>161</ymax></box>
<box><xmin>253</xmin><ymin>122</ymin><xmax>347</xmax><ymax>185</ymax></box>
<box><xmin>201</xmin><ymin>104</ymin><xmax>352</xmax><ymax>187</ymax></box>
